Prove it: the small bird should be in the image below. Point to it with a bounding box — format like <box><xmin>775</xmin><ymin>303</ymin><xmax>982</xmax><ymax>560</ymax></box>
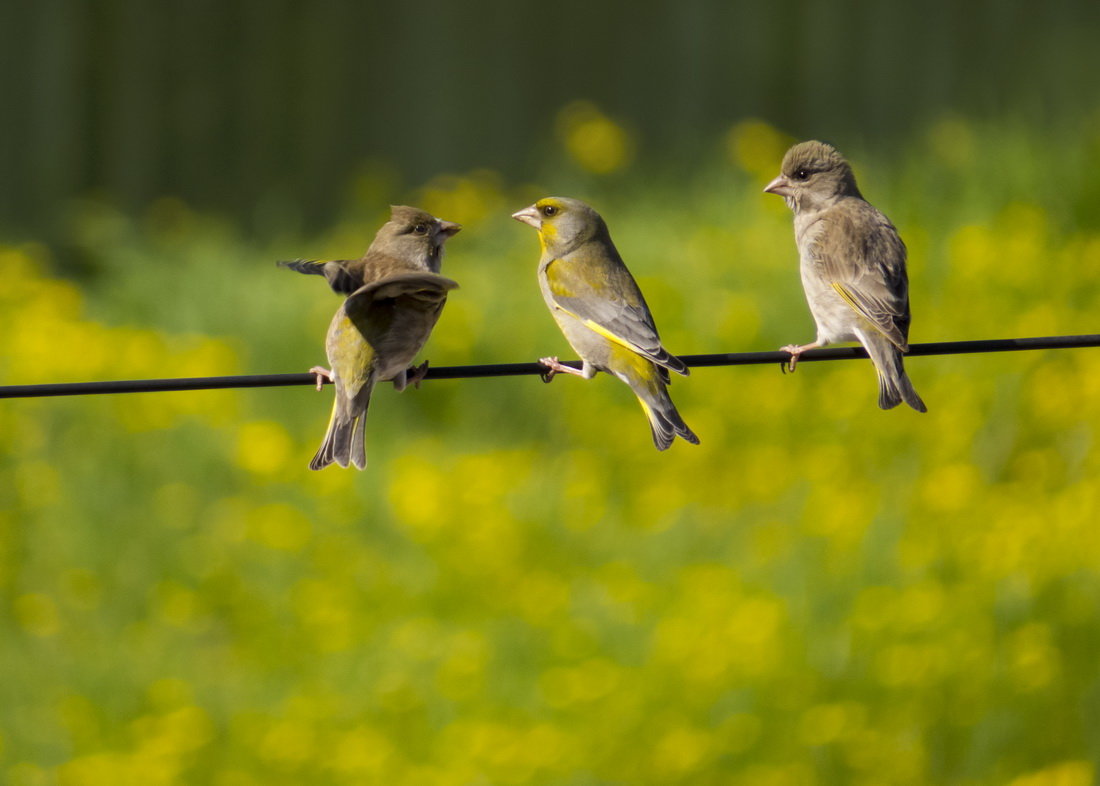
<box><xmin>279</xmin><ymin>205</ymin><xmax>460</xmax><ymax>294</ymax></box>
<box><xmin>300</xmin><ymin>208</ymin><xmax>460</xmax><ymax>470</ymax></box>
<box><xmin>512</xmin><ymin>197</ymin><xmax>699</xmax><ymax>450</ymax></box>
<box><xmin>764</xmin><ymin>141</ymin><xmax>926</xmax><ymax>412</ymax></box>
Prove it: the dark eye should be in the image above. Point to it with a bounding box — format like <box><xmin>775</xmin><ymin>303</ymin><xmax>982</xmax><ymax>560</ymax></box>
<box><xmin>793</xmin><ymin>169</ymin><xmax>810</xmax><ymax>181</ymax></box>
<box><xmin>541</xmin><ymin>204</ymin><xmax>557</xmax><ymax>217</ymax></box>
<box><xmin>412</xmin><ymin>223</ymin><xmax>428</xmax><ymax>235</ymax></box>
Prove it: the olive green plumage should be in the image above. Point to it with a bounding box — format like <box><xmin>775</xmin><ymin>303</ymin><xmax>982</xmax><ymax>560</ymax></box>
<box><xmin>765</xmin><ymin>141</ymin><xmax>927</xmax><ymax>413</ymax></box>
<box><xmin>512</xmin><ymin>196</ymin><xmax>698</xmax><ymax>450</ymax></box>
<box><xmin>287</xmin><ymin>206</ymin><xmax>460</xmax><ymax>470</ymax></box>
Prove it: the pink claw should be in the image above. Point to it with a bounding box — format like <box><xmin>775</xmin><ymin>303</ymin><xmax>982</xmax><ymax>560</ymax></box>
<box><xmin>309</xmin><ymin>366</ymin><xmax>333</xmax><ymax>391</ymax></box>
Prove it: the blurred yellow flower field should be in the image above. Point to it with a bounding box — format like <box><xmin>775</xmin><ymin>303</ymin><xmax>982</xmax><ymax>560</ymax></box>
<box><xmin>2</xmin><ymin>117</ymin><xmax>1100</xmax><ymax>784</ymax></box>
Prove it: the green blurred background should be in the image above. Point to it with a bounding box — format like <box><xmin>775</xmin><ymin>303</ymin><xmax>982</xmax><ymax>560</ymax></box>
<box><xmin>3</xmin><ymin>2</ymin><xmax>1100</xmax><ymax>785</ymax></box>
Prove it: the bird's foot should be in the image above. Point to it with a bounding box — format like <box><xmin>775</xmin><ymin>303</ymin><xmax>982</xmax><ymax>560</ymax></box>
<box><xmin>778</xmin><ymin>340</ymin><xmax>822</xmax><ymax>373</ymax></box>
<box><xmin>779</xmin><ymin>345</ymin><xmax>800</xmax><ymax>374</ymax></box>
<box><xmin>539</xmin><ymin>356</ymin><xmax>584</xmax><ymax>383</ymax></box>
<box><xmin>407</xmin><ymin>360</ymin><xmax>430</xmax><ymax>389</ymax></box>
<box><xmin>309</xmin><ymin>366</ymin><xmax>333</xmax><ymax>391</ymax></box>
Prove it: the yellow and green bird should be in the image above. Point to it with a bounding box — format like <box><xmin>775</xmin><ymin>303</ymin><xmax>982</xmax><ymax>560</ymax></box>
<box><xmin>512</xmin><ymin>196</ymin><xmax>698</xmax><ymax>450</ymax></box>
<box><xmin>300</xmin><ymin>208</ymin><xmax>460</xmax><ymax>470</ymax></box>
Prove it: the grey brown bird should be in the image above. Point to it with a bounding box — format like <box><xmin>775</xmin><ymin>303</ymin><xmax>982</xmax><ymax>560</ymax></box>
<box><xmin>764</xmin><ymin>141</ymin><xmax>926</xmax><ymax>412</ymax></box>
<box><xmin>512</xmin><ymin>196</ymin><xmax>698</xmax><ymax>450</ymax></box>
<box><xmin>299</xmin><ymin>207</ymin><xmax>460</xmax><ymax>470</ymax></box>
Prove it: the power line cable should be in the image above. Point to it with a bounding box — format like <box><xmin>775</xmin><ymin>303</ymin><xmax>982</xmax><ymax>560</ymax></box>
<box><xmin>1</xmin><ymin>333</ymin><xmax>1098</xmax><ymax>400</ymax></box>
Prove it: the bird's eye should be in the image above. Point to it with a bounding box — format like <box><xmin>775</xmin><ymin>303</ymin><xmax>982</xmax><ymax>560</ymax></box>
<box><xmin>794</xmin><ymin>169</ymin><xmax>810</xmax><ymax>181</ymax></box>
<box><xmin>541</xmin><ymin>205</ymin><xmax>557</xmax><ymax>217</ymax></box>
<box><xmin>412</xmin><ymin>223</ymin><xmax>428</xmax><ymax>235</ymax></box>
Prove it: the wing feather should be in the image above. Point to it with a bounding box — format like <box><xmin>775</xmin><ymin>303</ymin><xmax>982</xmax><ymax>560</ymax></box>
<box><xmin>346</xmin><ymin>272</ymin><xmax>459</xmax><ymax>309</ymax></box>
<box><xmin>545</xmin><ymin>256</ymin><xmax>688</xmax><ymax>376</ymax></box>
<box><xmin>812</xmin><ymin>200</ymin><xmax>911</xmax><ymax>350</ymax></box>
<box><xmin>278</xmin><ymin>258</ymin><xmax>362</xmax><ymax>295</ymax></box>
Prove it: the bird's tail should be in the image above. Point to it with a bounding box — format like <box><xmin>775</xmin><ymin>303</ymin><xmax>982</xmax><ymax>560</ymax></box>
<box><xmin>862</xmin><ymin>332</ymin><xmax>927</xmax><ymax>413</ymax></box>
<box><xmin>310</xmin><ymin>393</ymin><xmax>371</xmax><ymax>470</ymax></box>
<box><xmin>624</xmin><ymin>367</ymin><xmax>700</xmax><ymax>451</ymax></box>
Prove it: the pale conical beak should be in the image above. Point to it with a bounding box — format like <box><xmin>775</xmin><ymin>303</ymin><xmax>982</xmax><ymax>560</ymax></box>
<box><xmin>511</xmin><ymin>205</ymin><xmax>541</xmax><ymax>229</ymax></box>
<box><xmin>763</xmin><ymin>175</ymin><xmax>792</xmax><ymax>196</ymax></box>
<box><xmin>438</xmin><ymin>220</ymin><xmax>462</xmax><ymax>237</ymax></box>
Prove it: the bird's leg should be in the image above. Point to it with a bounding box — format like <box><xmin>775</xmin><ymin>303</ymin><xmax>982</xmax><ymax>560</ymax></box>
<box><xmin>309</xmin><ymin>366</ymin><xmax>333</xmax><ymax>391</ymax></box>
<box><xmin>406</xmin><ymin>360</ymin><xmax>430</xmax><ymax>389</ymax></box>
<box><xmin>392</xmin><ymin>361</ymin><xmax>429</xmax><ymax>393</ymax></box>
<box><xmin>780</xmin><ymin>342</ymin><xmax>821</xmax><ymax>374</ymax></box>
<box><xmin>539</xmin><ymin>356</ymin><xmax>585</xmax><ymax>383</ymax></box>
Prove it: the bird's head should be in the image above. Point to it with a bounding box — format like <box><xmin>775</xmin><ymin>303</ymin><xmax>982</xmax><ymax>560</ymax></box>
<box><xmin>374</xmin><ymin>206</ymin><xmax>461</xmax><ymax>272</ymax></box>
<box><xmin>764</xmin><ymin>140</ymin><xmax>862</xmax><ymax>212</ymax></box>
<box><xmin>511</xmin><ymin>196</ymin><xmax>607</xmax><ymax>257</ymax></box>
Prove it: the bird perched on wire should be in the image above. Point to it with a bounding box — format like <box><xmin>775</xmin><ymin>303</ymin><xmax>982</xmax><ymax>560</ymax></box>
<box><xmin>512</xmin><ymin>196</ymin><xmax>699</xmax><ymax>450</ymax></box>
<box><xmin>278</xmin><ymin>205</ymin><xmax>459</xmax><ymax>294</ymax></box>
<box><xmin>764</xmin><ymin>140</ymin><xmax>926</xmax><ymax>412</ymax></box>
<box><xmin>294</xmin><ymin>207</ymin><xmax>460</xmax><ymax>470</ymax></box>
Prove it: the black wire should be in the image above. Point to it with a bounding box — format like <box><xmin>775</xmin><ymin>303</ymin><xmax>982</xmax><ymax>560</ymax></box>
<box><xmin>1</xmin><ymin>334</ymin><xmax>1098</xmax><ymax>399</ymax></box>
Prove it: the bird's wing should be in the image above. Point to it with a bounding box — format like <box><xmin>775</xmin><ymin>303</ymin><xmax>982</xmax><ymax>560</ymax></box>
<box><xmin>544</xmin><ymin>255</ymin><xmax>688</xmax><ymax>376</ymax></box>
<box><xmin>330</xmin><ymin>273</ymin><xmax>457</xmax><ymax>393</ymax></box>
<box><xmin>278</xmin><ymin>258</ymin><xmax>362</xmax><ymax>295</ymax></box>
<box><xmin>342</xmin><ymin>272</ymin><xmax>458</xmax><ymax>341</ymax></box>
<box><xmin>813</xmin><ymin>201</ymin><xmax>911</xmax><ymax>350</ymax></box>
<box><xmin>346</xmin><ymin>272</ymin><xmax>459</xmax><ymax>309</ymax></box>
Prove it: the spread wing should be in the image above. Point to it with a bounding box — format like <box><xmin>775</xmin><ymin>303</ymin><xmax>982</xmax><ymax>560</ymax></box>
<box><xmin>346</xmin><ymin>272</ymin><xmax>459</xmax><ymax>309</ymax></box>
<box><xmin>545</xmin><ymin>255</ymin><xmax>688</xmax><ymax>376</ymax></box>
<box><xmin>278</xmin><ymin>258</ymin><xmax>362</xmax><ymax>295</ymax></box>
<box><xmin>336</xmin><ymin>272</ymin><xmax>459</xmax><ymax>385</ymax></box>
<box><xmin>813</xmin><ymin>200</ymin><xmax>911</xmax><ymax>350</ymax></box>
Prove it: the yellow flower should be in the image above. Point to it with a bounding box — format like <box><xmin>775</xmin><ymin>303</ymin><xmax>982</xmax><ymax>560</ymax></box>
<box><xmin>725</xmin><ymin>119</ymin><xmax>795</xmax><ymax>183</ymax></box>
<box><xmin>556</xmin><ymin>101</ymin><xmax>635</xmax><ymax>174</ymax></box>
<box><xmin>235</xmin><ymin>420</ymin><xmax>294</xmax><ymax>475</ymax></box>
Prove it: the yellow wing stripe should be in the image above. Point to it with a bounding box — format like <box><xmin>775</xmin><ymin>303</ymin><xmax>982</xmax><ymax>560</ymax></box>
<box><xmin>831</xmin><ymin>282</ymin><xmax>885</xmax><ymax>334</ymax></box>
<box><xmin>557</xmin><ymin>303</ymin><xmax>652</xmax><ymax>362</ymax></box>
<box><xmin>831</xmin><ymin>282</ymin><xmax>862</xmax><ymax>314</ymax></box>
<box><xmin>832</xmin><ymin>282</ymin><xmax>910</xmax><ymax>351</ymax></box>
<box><xmin>581</xmin><ymin>317</ymin><xmax>641</xmax><ymax>352</ymax></box>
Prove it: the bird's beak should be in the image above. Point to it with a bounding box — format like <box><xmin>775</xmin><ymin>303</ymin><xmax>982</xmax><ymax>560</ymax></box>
<box><xmin>511</xmin><ymin>205</ymin><xmax>541</xmax><ymax>229</ymax></box>
<box><xmin>763</xmin><ymin>175</ymin><xmax>792</xmax><ymax>196</ymax></box>
<box><xmin>438</xmin><ymin>220</ymin><xmax>462</xmax><ymax>237</ymax></box>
